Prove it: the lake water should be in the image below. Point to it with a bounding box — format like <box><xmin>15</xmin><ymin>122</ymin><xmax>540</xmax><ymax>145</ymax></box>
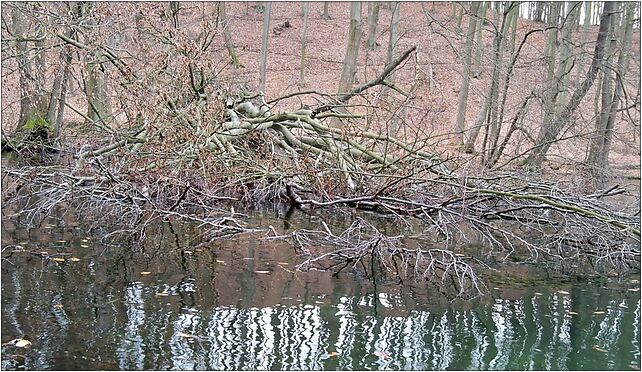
<box><xmin>1</xmin><ymin>202</ymin><xmax>640</xmax><ymax>371</ymax></box>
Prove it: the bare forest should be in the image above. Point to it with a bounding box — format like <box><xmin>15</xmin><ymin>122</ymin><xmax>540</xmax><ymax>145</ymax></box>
<box><xmin>1</xmin><ymin>1</ymin><xmax>641</xmax><ymax>296</ymax></box>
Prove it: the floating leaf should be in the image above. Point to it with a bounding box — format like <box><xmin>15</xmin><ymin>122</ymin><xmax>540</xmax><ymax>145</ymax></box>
<box><xmin>374</xmin><ymin>351</ymin><xmax>390</xmax><ymax>359</ymax></box>
<box><xmin>14</xmin><ymin>339</ymin><xmax>32</xmax><ymax>348</ymax></box>
<box><xmin>326</xmin><ymin>351</ymin><xmax>339</xmax><ymax>357</ymax></box>
<box><xmin>216</xmin><ymin>260</ymin><xmax>225</xmax><ymax>264</ymax></box>
<box><xmin>177</xmin><ymin>332</ymin><xmax>197</xmax><ymax>338</ymax></box>
<box><xmin>140</xmin><ymin>271</ymin><xmax>152</xmax><ymax>275</ymax></box>
<box><xmin>278</xmin><ymin>262</ymin><xmax>289</xmax><ymax>265</ymax></box>
<box><xmin>69</xmin><ymin>257</ymin><xmax>81</xmax><ymax>262</ymax></box>
<box><xmin>53</xmin><ymin>304</ymin><xmax>63</xmax><ymax>309</ymax></box>
<box><xmin>81</xmin><ymin>239</ymin><xmax>89</xmax><ymax>243</ymax></box>
<box><xmin>557</xmin><ymin>290</ymin><xmax>570</xmax><ymax>295</ymax></box>
<box><xmin>568</xmin><ymin>311</ymin><xmax>578</xmax><ymax>315</ymax></box>
<box><xmin>619</xmin><ymin>303</ymin><xmax>628</xmax><ymax>309</ymax></box>
<box><xmin>592</xmin><ymin>345</ymin><xmax>607</xmax><ymax>352</ymax></box>
<box><xmin>51</xmin><ymin>257</ymin><xmax>66</xmax><ymax>262</ymax></box>
<box><xmin>40</xmin><ymin>251</ymin><xmax>49</xmax><ymax>256</ymax></box>
<box><xmin>80</xmin><ymin>244</ymin><xmax>89</xmax><ymax>248</ymax></box>
<box><xmin>243</xmin><ymin>257</ymin><xmax>254</xmax><ymax>260</ymax></box>
<box><xmin>534</xmin><ymin>292</ymin><xmax>543</xmax><ymax>296</ymax></box>
<box><xmin>254</xmin><ymin>270</ymin><xmax>270</xmax><ymax>274</ymax></box>
<box><xmin>593</xmin><ymin>311</ymin><xmax>606</xmax><ymax>315</ymax></box>
<box><xmin>56</xmin><ymin>240</ymin><xmax>66</xmax><ymax>243</ymax></box>
<box><xmin>628</xmin><ymin>288</ymin><xmax>640</xmax><ymax>292</ymax></box>
<box><xmin>183</xmin><ymin>250</ymin><xmax>193</xmax><ymax>254</ymax></box>
<box><xmin>155</xmin><ymin>292</ymin><xmax>169</xmax><ymax>297</ymax></box>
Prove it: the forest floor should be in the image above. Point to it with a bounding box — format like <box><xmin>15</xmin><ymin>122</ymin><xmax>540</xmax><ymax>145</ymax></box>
<box><xmin>1</xmin><ymin>2</ymin><xmax>640</xmax><ymax>185</ymax></box>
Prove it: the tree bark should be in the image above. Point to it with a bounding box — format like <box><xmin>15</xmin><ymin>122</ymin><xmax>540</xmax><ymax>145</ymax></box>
<box><xmin>587</xmin><ymin>2</ymin><xmax>632</xmax><ymax>177</ymax></box>
<box><xmin>299</xmin><ymin>2</ymin><xmax>309</xmax><ymax>85</ymax></box>
<box><xmin>259</xmin><ymin>1</ymin><xmax>271</xmax><ymax>93</ymax></box>
<box><xmin>334</xmin><ymin>2</ymin><xmax>363</xmax><ymax>128</ymax></box>
<box><xmin>366</xmin><ymin>2</ymin><xmax>380</xmax><ymax>50</ymax></box>
<box><xmin>219</xmin><ymin>2</ymin><xmax>243</xmax><ymax>69</ymax></box>
<box><xmin>454</xmin><ymin>2</ymin><xmax>480</xmax><ymax>146</ymax></box>
<box><xmin>524</xmin><ymin>1</ymin><xmax>616</xmax><ymax>168</ymax></box>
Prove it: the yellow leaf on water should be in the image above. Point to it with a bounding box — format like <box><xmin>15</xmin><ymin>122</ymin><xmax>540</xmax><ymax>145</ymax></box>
<box><xmin>326</xmin><ymin>351</ymin><xmax>339</xmax><ymax>357</ymax></box>
<box><xmin>567</xmin><ymin>311</ymin><xmax>578</xmax><ymax>315</ymax></box>
<box><xmin>593</xmin><ymin>311</ymin><xmax>606</xmax><ymax>315</ymax></box>
<box><xmin>374</xmin><ymin>351</ymin><xmax>390</xmax><ymax>359</ymax></box>
<box><xmin>177</xmin><ymin>332</ymin><xmax>196</xmax><ymax>338</ymax></box>
<box><xmin>69</xmin><ymin>257</ymin><xmax>81</xmax><ymax>262</ymax></box>
<box><xmin>628</xmin><ymin>288</ymin><xmax>640</xmax><ymax>292</ymax></box>
<box><xmin>557</xmin><ymin>290</ymin><xmax>570</xmax><ymax>295</ymax></box>
<box><xmin>51</xmin><ymin>257</ymin><xmax>66</xmax><ymax>262</ymax></box>
<box><xmin>80</xmin><ymin>244</ymin><xmax>89</xmax><ymax>248</ymax></box>
<box><xmin>140</xmin><ymin>271</ymin><xmax>152</xmax><ymax>275</ymax></box>
<box><xmin>156</xmin><ymin>292</ymin><xmax>169</xmax><ymax>297</ymax></box>
<box><xmin>56</xmin><ymin>240</ymin><xmax>66</xmax><ymax>243</ymax></box>
<box><xmin>14</xmin><ymin>339</ymin><xmax>32</xmax><ymax>348</ymax></box>
<box><xmin>592</xmin><ymin>345</ymin><xmax>607</xmax><ymax>352</ymax></box>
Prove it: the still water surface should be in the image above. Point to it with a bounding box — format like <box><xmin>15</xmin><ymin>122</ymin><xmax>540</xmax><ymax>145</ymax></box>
<box><xmin>1</xmin><ymin>205</ymin><xmax>640</xmax><ymax>370</ymax></box>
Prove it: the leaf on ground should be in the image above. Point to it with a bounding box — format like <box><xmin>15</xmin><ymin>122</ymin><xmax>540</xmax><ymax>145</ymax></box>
<box><xmin>14</xmin><ymin>339</ymin><xmax>32</xmax><ymax>348</ymax></box>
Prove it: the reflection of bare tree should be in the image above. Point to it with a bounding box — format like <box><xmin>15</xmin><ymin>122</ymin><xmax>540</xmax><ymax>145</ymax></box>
<box><xmin>1</xmin><ymin>251</ymin><xmax>641</xmax><ymax>369</ymax></box>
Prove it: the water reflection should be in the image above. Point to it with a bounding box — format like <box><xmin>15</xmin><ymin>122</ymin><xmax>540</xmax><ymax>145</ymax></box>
<box><xmin>1</xmin><ymin>214</ymin><xmax>640</xmax><ymax>370</ymax></box>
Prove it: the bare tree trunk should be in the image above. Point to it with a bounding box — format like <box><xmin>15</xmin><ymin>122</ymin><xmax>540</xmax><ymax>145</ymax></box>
<box><xmin>334</xmin><ymin>2</ymin><xmax>363</xmax><ymax>128</ymax></box>
<box><xmin>11</xmin><ymin>5</ymin><xmax>48</xmax><ymax>127</ymax></box>
<box><xmin>385</xmin><ymin>2</ymin><xmax>401</xmax><ymax>136</ymax></box>
<box><xmin>472</xmin><ymin>1</ymin><xmax>487</xmax><ymax>78</ymax></box>
<box><xmin>454</xmin><ymin>2</ymin><xmax>480</xmax><ymax>146</ymax></box>
<box><xmin>337</xmin><ymin>2</ymin><xmax>362</xmax><ymax>95</ymax></box>
<box><xmin>322</xmin><ymin>1</ymin><xmax>330</xmax><ymax>20</ymax></box>
<box><xmin>366</xmin><ymin>2</ymin><xmax>380</xmax><ymax>50</ymax></box>
<box><xmin>525</xmin><ymin>1</ymin><xmax>616</xmax><ymax>168</ymax></box>
<box><xmin>299</xmin><ymin>2</ymin><xmax>309</xmax><ymax>85</ymax></box>
<box><xmin>219</xmin><ymin>2</ymin><xmax>243</xmax><ymax>68</ymax></box>
<box><xmin>259</xmin><ymin>1</ymin><xmax>271</xmax><ymax>93</ymax></box>
<box><xmin>587</xmin><ymin>2</ymin><xmax>632</xmax><ymax>178</ymax></box>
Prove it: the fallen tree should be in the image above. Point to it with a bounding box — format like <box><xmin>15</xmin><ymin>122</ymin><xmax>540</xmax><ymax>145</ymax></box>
<box><xmin>2</xmin><ymin>46</ymin><xmax>640</xmax><ymax>298</ymax></box>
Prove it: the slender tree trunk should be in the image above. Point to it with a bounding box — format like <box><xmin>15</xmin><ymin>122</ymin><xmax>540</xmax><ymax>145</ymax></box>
<box><xmin>472</xmin><ymin>1</ymin><xmax>487</xmax><ymax>78</ymax></box>
<box><xmin>385</xmin><ymin>2</ymin><xmax>401</xmax><ymax>136</ymax></box>
<box><xmin>587</xmin><ymin>2</ymin><xmax>631</xmax><ymax>177</ymax></box>
<box><xmin>454</xmin><ymin>2</ymin><xmax>481</xmax><ymax>146</ymax></box>
<box><xmin>337</xmin><ymin>2</ymin><xmax>362</xmax><ymax>95</ymax></box>
<box><xmin>219</xmin><ymin>2</ymin><xmax>243</xmax><ymax>68</ymax></box>
<box><xmin>299</xmin><ymin>2</ymin><xmax>309</xmax><ymax>85</ymax></box>
<box><xmin>366</xmin><ymin>2</ymin><xmax>380</xmax><ymax>50</ymax></box>
<box><xmin>574</xmin><ymin>1</ymin><xmax>591</xmax><ymax>87</ymax></box>
<box><xmin>334</xmin><ymin>2</ymin><xmax>363</xmax><ymax>128</ymax></box>
<box><xmin>12</xmin><ymin>5</ymin><xmax>48</xmax><ymax>127</ymax></box>
<box><xmin>259</xmin><ymin>1</ymin><xmax>271</xmax><ymax>93</ymax></box>
<box><xmin>542</xmin><ymin>2</ymin><xmax>561</xmax><ymax>133</ymax></box>
<box><xmin>323</xmin><ymin>1</ymin><xmax>330</xmax><ymax>20</ymax></box>
<box><xmin>525</xmin><ymin>1</ymin><xmax>615</xmax><ymax>168</ymax></box>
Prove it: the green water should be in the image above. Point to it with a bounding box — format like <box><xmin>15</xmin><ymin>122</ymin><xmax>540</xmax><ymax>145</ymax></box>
<box><xmin>1</xmin><ymin>206</ymin><xmax>640</xmax><ymax>370</ymax></box>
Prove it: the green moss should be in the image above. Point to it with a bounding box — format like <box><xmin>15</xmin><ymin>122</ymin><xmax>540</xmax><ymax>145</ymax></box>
<box><xmin>22</xmin><ymin>114</ymin><xmax>51</xmax><ymax>132</ymax></box>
